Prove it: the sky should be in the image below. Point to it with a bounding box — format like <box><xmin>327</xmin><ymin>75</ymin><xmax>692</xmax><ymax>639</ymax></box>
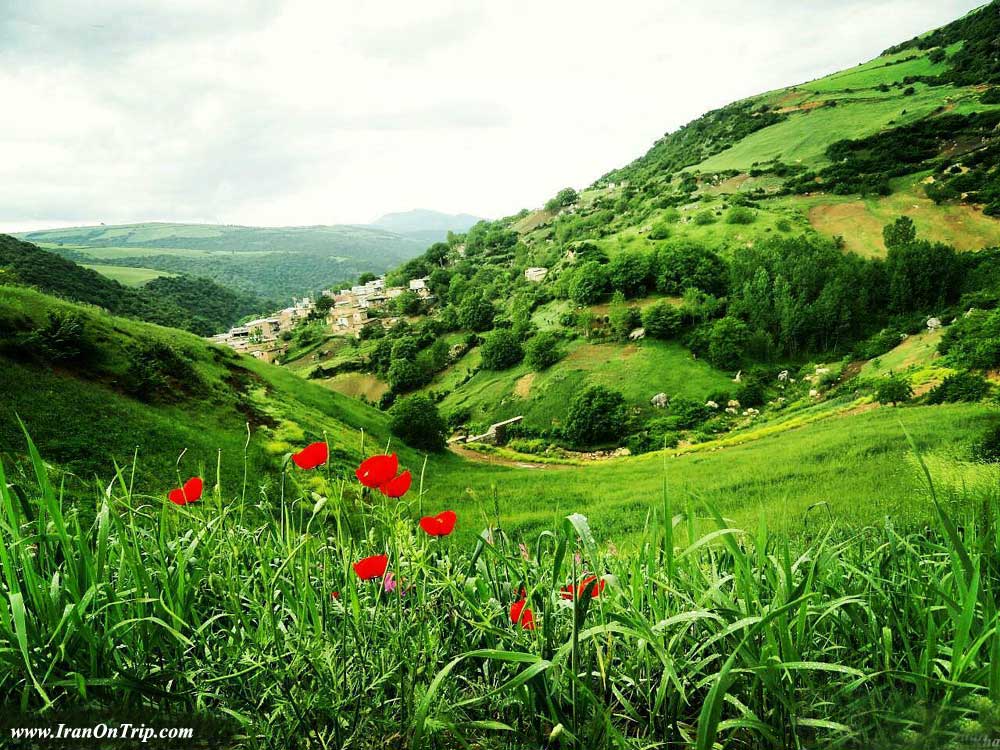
<box><xmin>0</xmin><ymin>0</ymin><xmax>986</xmax><ymax>232</ymax></box>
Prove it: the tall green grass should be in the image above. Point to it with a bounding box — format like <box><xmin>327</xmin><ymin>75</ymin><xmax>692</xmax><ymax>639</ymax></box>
<box><xmin>1</xmin><ymin>426</ymin><xmax>998</xmax><ymax>748</ymax></box>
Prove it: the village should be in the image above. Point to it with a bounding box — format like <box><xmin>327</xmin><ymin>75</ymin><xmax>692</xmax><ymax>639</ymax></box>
<box><xmin>208</xmin><ymin>275</ymin><xmax>435</xmax><ymax>362</ymax></box>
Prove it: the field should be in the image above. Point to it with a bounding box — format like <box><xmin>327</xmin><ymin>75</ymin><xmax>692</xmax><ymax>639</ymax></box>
<box><xmin>79</xmin><ymin>263</ymin><xmax>177</xmax><ymax>286</ymax></box>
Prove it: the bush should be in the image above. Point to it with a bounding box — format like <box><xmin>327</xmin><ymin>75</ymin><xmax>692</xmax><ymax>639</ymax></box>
<box><xmin>19</xmin><ymin>311</ymin><xmax>91</xmax><ymax>363</ymax></box>
<box><xmin>122</xmin><ymin>340</ymin><xmax>202</xmax><ymax>402</ymax></box>
<box><xmin>388</xmin><ymin>394</ymin><xmax>447</xmax><ymax>451</ymax></box>
<box><xmin>725</xmin><ymin>206</ymin><xmax>756</xmax><ymax>225</ymax></box>
<box><xmin>736</xmin><ymin>380</ymin><xmax>766</xmax><ymax>408</ymax></box>
<box><xmin>693</xmin><ymin>211</ymin><xmax>716</xmax><ymax>226</ymax></box>
<box><xmin>775</xmin><ymin>218</ymin><xmax>792</xmax><ymax>232</ymax></box>
<box><xmin>706</xmin><ymin>317</ymin><xmax>750</xmax><ymax>370</ymax></box>
<box><xmin>669</xmin><ymin>397</ymin><xmax>711</xmax><ymax>429</ymax></box>
<box><xmin>875</xmin><ymin>375</ymin><xmax>913</xmax><ymax>406</ymax></box>
<box><xmin>458</xmin><ymin>295</ymin><xmax>496</xmax><ymax>332</ymax></box>
<box><xmin>480</xmin><ymin>329</ymin><xmax>524</xmax><ymax>370</ymax></box>
<box><xmin>387</xmin><ymin>359</ymin><xmax>426</xmax><ymax>392</ymax></box>
<box><xmin>564</xmin><ymin>385</ymin><xmax>629</xmax><ymax>448</ymax></box>
<box><xmin>642</xmin><ymin>302</ymin><xmax>682</xmax><ymax>340</ymax></box>
<box><xmin>926</xmin><ymin>372</ymin><xmax>991</xmax><ymax>404</ymax></box>
<box><xmin>524</xmin><ymin>331</ymin><xmax>563</xmax><ymax>370</ymax></box>
<box><xmin>569</xmin><ymin>261</ymin><xmax>610</xmax><ymax>305</ymax></box>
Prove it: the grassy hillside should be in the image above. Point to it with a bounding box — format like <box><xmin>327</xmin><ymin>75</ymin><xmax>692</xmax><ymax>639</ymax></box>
<box><xmin>0</xmin><ymin>234</ymin><xmax>264</xmax><ymax>335</ymax></box>
<box><xmin>0</xmin><ymin>285</ymin><xmax>412</xmax><ymax>492</ymax></box>
<box><xmin>19</xmin><ymin>222</ymin><xmax>428</xmax><ymax>302</ymax></box>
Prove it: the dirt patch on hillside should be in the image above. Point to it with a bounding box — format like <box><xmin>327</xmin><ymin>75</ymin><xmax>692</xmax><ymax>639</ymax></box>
<box><xmin>776</xmin><ymin>100</ymin><xmax>825</xmax><ymax>114</ymax></box>
<box><xmin>565</xmin><ymin>343</ymin><xmax>639</xmax><ymax>365</ymax></box>
<box><xmin>514</xmin><ymin>372</ymin><xmax>535</xmax><ymax>398</ymax></box>
<box><xmin>808</xmin><ymin>203</ymin><xmax>885</xmax><ymax>256</ymax></box>
<box><xmin>448</xmin><ymin>443</ymin><xmax>568</xmax><ymax>469</ymax></box>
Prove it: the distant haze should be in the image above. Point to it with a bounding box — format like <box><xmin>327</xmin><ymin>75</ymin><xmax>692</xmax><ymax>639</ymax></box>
<box><xmin>0</xmin><ymin>0</ymin><xmax>985</xmax><ymax>232</ymax></box>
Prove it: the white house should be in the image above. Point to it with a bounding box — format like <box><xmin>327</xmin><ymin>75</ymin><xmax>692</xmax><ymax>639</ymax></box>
<box><xmin>524</xmin><ymin>267</ymin><xmax>548</xmax><ymax>282</ymax></box>
<box><xmin>409</xmin><ymin>277</ymin><xmax>429</xmax><ymax>291</ymax></box>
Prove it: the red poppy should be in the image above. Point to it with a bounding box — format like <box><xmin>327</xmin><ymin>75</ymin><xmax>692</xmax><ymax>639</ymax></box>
<box><xmin>510</xmin><ymin>599</ymin><xmax>536</xmax><ymax>630</ymax></box>
<box><xmin>560</xmin><ymin>575</ymin><xmax>606</xmax><ymax>600</ymax></box>
<box><xmin>355</xmin><ymin>453</ymin><xmax>398</xmax><ymax>488</ymax></box>
<box><xmin>378</xmin><ymin>470</ymin><xmax>412</xmax><ymax>498</ymax></box>
<box><xmin>353</xmin><ymin>553</ymin><xmax>389</xmax><ymax>580</ymax></box>
<box><xmin>292</xmin><ymin>441</ymin><xmax>328</xmax><ymax>470</ymax></box>
<box><xmin>168</xmin><ymin>476</ymin><xmax>203</xmax><ymax>506</ymax></box>
<box><xmin>331</xmin><ymin>591</ymin><xmax>340</xmax><ymax>600</ymax></box>
<box><xmin>419</xmin><ymin>510</ymin><xmax>457</xmax><ymax>537</ymax></box>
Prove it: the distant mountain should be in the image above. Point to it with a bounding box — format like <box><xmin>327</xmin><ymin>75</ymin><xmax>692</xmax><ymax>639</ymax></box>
<box><xmin>0</xmin><ymin>234</ymin><xmax>265</xmax><ymax>335</ymax></box>
<box><xmin>16</xmin><ymin>222</ymin><xmax>428</xmax><ymax>303</ymax></box>
<box><xmin>369</xmin><ymin>209</ymin><xmax>483</xmax><ymax>244</ymax></box>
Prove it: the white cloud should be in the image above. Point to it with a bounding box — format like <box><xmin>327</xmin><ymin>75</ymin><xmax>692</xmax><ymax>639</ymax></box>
<box><xmin>0</xmin><ymin>0</ymin><xmax>985</xmax><ymax>231</ymax></box>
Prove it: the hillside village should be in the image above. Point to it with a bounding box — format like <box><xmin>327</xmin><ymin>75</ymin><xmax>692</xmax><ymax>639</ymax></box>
<box><xmin>208</xmin><ymin>274</ymin><xmax>438</xmax><ymax>362</ymax></box>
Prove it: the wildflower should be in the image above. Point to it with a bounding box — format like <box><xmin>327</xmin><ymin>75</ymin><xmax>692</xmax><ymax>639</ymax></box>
<box><xmin>353</xmin><ymin>553</ymin><xmax>389</xmax><ymax>580</ymax></box>
<box><xmin>292</xmin><ymin>441</ymin><xmax>328</xmax><ymax>470</ymax></box>
<box><xmin>383</xmin><ymin>571</ymin><xmax>397</xmax><ymax>593</ymax></box>
<box><xmin>420</xmin><ymin>510</ymin><xmax>457</xmax><ymax>537</ymax></box>
<box><xmin>379</xmin><ymin>470</ymin><xmax>412</xmax><ymax>498</ymax></box>
<box><xmin>355</xmin><ymin>454</ymin><xmax>398</xmax><ymax>488</ymax></box>
<box><xmin>561</xmin><ymin>575</ymin><xmax>606</xmax><ymax>600</ymax></box>
<box><xmin>510</xmin><ymin>599</ymin><xmax>535</xmax><ymax>630</ymax></box>
<box><xmin>168</xmin><ymin>476</ymin><xmax>203</xmax><ymax>506</ymax></box>
<box><xmin>331</xmin><ymin>591</ymin><xmax>340</xmax><ymax>600</ymax></box>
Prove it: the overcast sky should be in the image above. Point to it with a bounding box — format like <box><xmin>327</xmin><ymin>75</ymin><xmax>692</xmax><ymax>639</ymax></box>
<box><xmin>0</xmin><ymin>0</ymin><xmax>985</xmax><ymax>232</ymax></box>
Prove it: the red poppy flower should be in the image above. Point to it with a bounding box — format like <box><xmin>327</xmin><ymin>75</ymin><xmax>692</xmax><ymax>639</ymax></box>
<box><xmin>168</xmin><ymin>476</ymin><xmax>203</xmax><ymax>506</ymax></box>
<box><xmin>561</xmin><ymin>575</ymin><xmax>606</xmax><ymax>600</ymax></box>
<box><xmin>378</xmin><ymin>470</ymin><xmax>412</xmax><ymax>498</ymax></box>
<box><xmin>355</xmin><ymin>453</ymin><xmax>398</xmax><ymax>488</ymax></box>
<box><xmin>331</xmin><ymin>591</ymin><xmax>340</xmax><ymax>600</ymax></box>
<box><xmin>353</xmin><ymin>553</ymin><xmax>389</xmax><ymax>580</ymax></box>
<box><xmin>292</xmin><ymin>441</ymin><xmax>328</xmax><ymax>470</ymax></box>
<box><xmin>419</xmin><ymin>510</ymin><xmax>457</xmax><ymax>537</ymax></box>
<box><xmin>510</xmin><ymin>599</ymin><xmax>536</xmax><ymax>630</ymax></box>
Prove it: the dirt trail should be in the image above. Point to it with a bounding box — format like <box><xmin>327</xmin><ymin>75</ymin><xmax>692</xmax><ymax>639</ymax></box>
<box><xmin>448</xmin><ymin>443</ymin><xmax>571</xmax><ymax>470</ymax></box>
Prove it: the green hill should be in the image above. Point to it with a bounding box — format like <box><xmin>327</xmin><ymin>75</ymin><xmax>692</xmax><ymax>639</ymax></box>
<box><xmin>0</xmin><ymin>234</ymin><xmax>265</xmax><ymax>335</ymax></box>
<box><xmin>17</xmin><ymin>221</ymin><xmax>428</xmax><ymax>302</ymax></box>
<box><xmin>0</xmin><ymin>284</ymin><xmax>416</xmax><ymax>490</ymax></box>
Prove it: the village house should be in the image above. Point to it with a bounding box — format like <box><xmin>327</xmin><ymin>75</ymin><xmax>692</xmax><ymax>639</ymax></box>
<box><xmin>524</xmin><ymin>267</ymin><xmax>548</xmax><ymax>282</ymax></box>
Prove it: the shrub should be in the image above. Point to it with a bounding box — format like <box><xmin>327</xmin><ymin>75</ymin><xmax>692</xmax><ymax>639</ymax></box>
<box><xmin>706</xmin><ymin>317</ymin><xmax>750</xmax><ymax>370</ymax></box>
<box><xmin>19</xmin><ymin>311</ymin><xmax>91</xmax><ymax>363</ymax></box>
<box><xmin>693</xmin><ymin>210</ymin><xmax>716</xmax><ymax>226</ymax></box>
<box><xmin>926</xmin><ymin>372</ymin><xmax>991</xmax><ymax>404</ymax></box>
<box><xmin>387</xmin><ymin>359</ymin><xmax>426</xmax><ymax>392</ymax></box>
<box><xmin>736</xmin><ymin>380</ymin><xmax>766</xmax><ymax>408</ymax></box>
<box><xmin>480</xmin><ymin>329</ymin><xmax>524</xmax><ymax>370</ymax></box>
<box><xmin>458</xmin><ymin>294</ymin><xmax>496</xmax><ymax>332</ymax></box>
<box><xmin>669</xmin><ymin>397</ymin><xmax>711</xmax><ymax>429</ymax></box>
<box><xmin>564</xmin><ymin>385</ymin><xmax>629</xmax><ymax>448</ymax></box>
<box><xmin>524</xmin><ymin>331</ymin><xmax>562</xmax><ymax>370</ymax></box>
<box><xmin>775</xmin><ymin>218</ymin><xmax>792</xmax><ymax>232</ymax></box>
<box><xmin>568</xmin><ymin>261</ymin><xmax>609</xmax><ymax>305</ymax></box>
<box><xmin>725</xmin><ymin>206</ymin><xmax>756</xmax><ymax>225</ymax></box>
<box><xmin>388</xmin><ymin>394</ymin><xmax>447</xmax><ymax>451</ymax></box>
<box><xmin>122</xmin><ymin>340</ymin><xmax>202</xmax><ymax>402</ymax></box>
<box><xmin>972</xmin><ymin>424</ymin><xmax>1000</xmax><ymax>462</ymax></box>
<box><xmin>642</xmin><ymin>302</ymin><xmax>682</xmax><ymax>340</ymax></box>
<box><xmin>875</xmin><ymin>375</ymin><xmax>913</xmax><ymax>405</ymax></box>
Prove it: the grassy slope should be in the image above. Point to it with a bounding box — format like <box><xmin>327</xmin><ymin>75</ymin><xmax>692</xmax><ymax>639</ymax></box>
<box><xmin>0</xmin><ymin>286</ymin><xmax>410</xmax><ymax>492</ymax></box>
<box><xmin>80</xmin><ymin>263</ymin><xmax>177</xmax><ymax>285</ymax></box>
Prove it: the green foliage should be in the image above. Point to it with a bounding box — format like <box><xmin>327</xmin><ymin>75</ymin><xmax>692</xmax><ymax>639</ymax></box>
<box><xmin>387</xmin><ymin>359</ymin><xmax>426</xmax><ymax>392</ymax></box>
<box><xmin>668</xmin><ymin>396</ymin><xmax>712</xmax><ymax>429</ymax></box>
<box><xmin>725</xmin><ymin>206</ymin><xmax>756</xmax><ymax>225</ymax></box>
<box><xmin>693</xmin><ymin>210</ymin><xmax>716</xmax><ymax>226</ymax></box>
<box><xmin>479</xmin><ymin>328</ymin><xmax>524</xmax><ymax>370</ymax></box>
<box><xmin>607</xmin><ymin>293</ymin><xmax>642</xmax><ymax>341</ymax></box>
<box><xmin>122</xmin><ymin>340</ymin><xmax>203</xmax><ymax>402</ymax></box>
<box><xmin>972</xmin><ymin>423</ymin><xmax>1000</xmax><ymax>461</ymax></box>
<box><xmin>642</xmin><ymin>301</ymin><xmax>683</xmax><ymax>339</ymax></box>
<box><xmin>882</xmin><ymin>216</ymin><xmax>917</xmax><ymax>250</ymax></box>
<box><xmin>926</xmin><ymin>371</ymin><xmax>991</xmax><ymax>404</ymax></box>
<box><xmin>607</xmin><ymin>251</ymin><xmax>652</xmax><ymax>297</ymax></box>
<box><xmin>875</xmin><ymin>374</ymin><xmax>914</xmax><ymax>405</ymax></box>
<box><xmin>564</xmin><ymin>385</ymin><xmax>629</xmax><ymax>447</ymax></box>
<box><xmin>523</xmin><ymin>331</ymin><xmax>563</xmax><ymax>370</ymax></box>
<box><xmin>394</xmin><ymin>290</ymin><xmax>423</xmax><ymax>316</ymax></box>
<box><xmin>886</xmin><ymin>240</ymin><xmax>962</xmax><ymax>313</ymax></box>
<box><xmin>568</xmin><ymin>261</ymin><xmax>609</xmax><ymax>305</ymax></box>
<box><xmin>388</xmin><ymin>394</ymin><xmax>447</xmax><ymax>451</ymax></box>
<box><xmin>457</xmin><ymin>294</ymin><xmax>496</xmax><ymax>332</ymax></box>
<box><xmin>544</xmin><ymin>187</ymin><xmax>579</xmax><ymax>212</ymax></box>
<box><xmin>655</xmin><ymin>243</ymin><xmax>728</xmax><ymax>296</ymax></box>
<box><xmin>706</xmin><ymin>316</ymin><xmax>750</xmax><ymax>370</ymax></box>
<box><xmin>16</xmin><ymin>311</ymin><xmax>92</xmax><ymax>364</ymax></box>
<box><xmin>940</xmin><ymin>308</ymin><xmax>1000</xmax><ymax>370</ymax></box>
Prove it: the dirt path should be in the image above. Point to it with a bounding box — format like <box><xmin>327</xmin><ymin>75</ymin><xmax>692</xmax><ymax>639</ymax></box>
<box><xmin>448</xmin><ymin>443</ymin><xmax>571</xmax><ymax>469</ymax></box>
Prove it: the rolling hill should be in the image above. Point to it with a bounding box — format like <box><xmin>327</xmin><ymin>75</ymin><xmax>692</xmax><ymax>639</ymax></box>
<box><xmin>16</xmin><ymin>221</ymin><xmax>430</xmax><ymax>302</ymax></box>
<box><xmin>370</xmin><ymin>209</ymin><xmax>483</xmax><ymax>244</ymax></box>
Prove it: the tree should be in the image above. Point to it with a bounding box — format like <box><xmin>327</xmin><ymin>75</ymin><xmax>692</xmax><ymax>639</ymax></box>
<box><xmin>608</xmin><ymin>252</ymin><xmax>651</xmax><ymax>297</ymax></box>
<box><xmin>480</xmin><ymin>328</ymin><xmax>524</xmax><ymax>370</ymax></box>
<box><xmin>886</xmin><ymin>240</ymin><xmax>961</xmax><ymax>312</ymax></box>
<box><xmin>545</xmin><ymin>187</ymin><xmax>579</xmax><ymax>212</ymax></box>
<box><xmin>458</xmin><ymin>294</ymin><xmax>496</xmax><ymax>332</ymax></box>
<box><xmin>389</xmin><ymin>395</ymin><xmax>447</xmax><ymax>451</ymax></box>
<box><xmin>564</xmin><ymin>385</ymin><xmax>629</xmax><ymax>448</ymax></box>
<box><xmin>882</xmin><ymin>216</ymin><xmax>917</xmax><ymax>250</ymax></box>
<box><xmin>569</xmin><ymin>261</ymin><xmax>609</xmax><ymax>305</ymax></box>
<box><xmin>707</xmin><ymin>316</ymin><xmax>750</xmax><ymax>370</ymax></box>
<box><xmin>387</xmin><ymin>359</ymin><xmax>424</xmax><ymax>392</ymax></box>
<box><xmin>642</xmin><ymin>301</ymin><xmax>682</xmax><ymax>339</ymax></box>
<box><xmin>608</xmin><ymin>292</ymin><xmax>641</xmax><ymax>341</ymax></box>
<box><xmin>524</xmin><ymin>331</ymin><xmax>562</xmax><ymax>370</ymax></box>
<box><xmin>875</xmin><ymin>374</ymin><xmax>913</xmax><ymax>406</ymax></box>
<box><xmin>394</xmin><ymin>290</ymin><xmax>423</xmax><ymax>316</ymax></box>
